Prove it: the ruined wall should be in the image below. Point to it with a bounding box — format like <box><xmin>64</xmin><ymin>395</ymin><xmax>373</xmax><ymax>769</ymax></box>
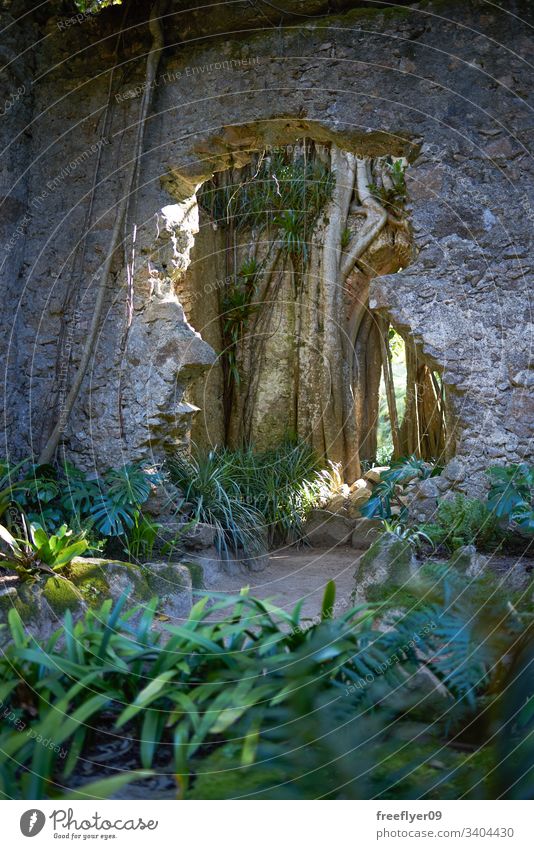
<box><xmin>1</xmin><ymin>1</ymin><xmax>533</xmax><ymax>490</ymax></box>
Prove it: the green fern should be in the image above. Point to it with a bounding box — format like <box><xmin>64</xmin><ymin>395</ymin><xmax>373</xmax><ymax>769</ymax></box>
<box><xmin>423</xmin><ymin>494</ymin><xmax>500</xmax><ymax>552</ymax></box>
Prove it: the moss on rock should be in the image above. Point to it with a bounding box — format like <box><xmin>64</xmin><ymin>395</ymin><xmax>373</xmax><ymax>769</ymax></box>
<box><xmin>0</xmin><ymin>557</ymin><xmax>193</xmax><ymax>642</ymax></box>
<box><xmin>42</xmin><ymin>576</ymin><xmax>85</xmax><ymax>616</ymax></box>
<box><xmin>182</xmin><ymin>560</ymin><xmax>206</xmax><ymax>589</ymax></box>
<box><xmin>353</xmin><ymin>531</ymin><xmax>416</xmax><ymax>603</ymax></box>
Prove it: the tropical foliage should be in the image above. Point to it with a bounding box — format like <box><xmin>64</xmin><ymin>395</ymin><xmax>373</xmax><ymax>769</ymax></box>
<box><xmin>166</xmin><ymin>440</ymin><xmax>324</xmax><ymax>553</ymax></box>
<box><xmin>166</xmin><ymin>449</ymin><xmax>265</xmax><ymax>558</ymax></box>
<box><xmin>487</xmin><ymin>463</ymin><xmax>534</xmax><ymax>535</ymax></box>
<box><xmin>7</xmin><ymin>461</ymin><xmax>156</xmax><ymax>541</ymax></box>
<box><xmin>0</xmin><ymin>563</ymin><xmax>532</xmax><ymax>800</ymax></box>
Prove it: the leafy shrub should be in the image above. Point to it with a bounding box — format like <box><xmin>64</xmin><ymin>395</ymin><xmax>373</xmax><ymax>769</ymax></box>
<box><xmin>0</xmin><ymin>458</ymin><xmax>36</xmax><ymax>520</ymax></box>
<box><xmin>487</xmin><ymin>463</ymin><xmax>534</xmax><ymax>535</ymax></box>
<box><xmin>0</xmin><ymin>563</ymin><xmax>532</xmax><ymax>800</ymax></box>
<box><xmin>361</xmin><ymin>455</ymin><xmax>437</xmax><ymax>520</ymax></box>
<box><xmin>0</xmin><ymin>518</ymin><xmax>88</xmax><ymax>579</ymax></box>
<box><xmin>422</xmin><ymin>494</ymin><xmax>501</xmax><ymax>553</ymax></box>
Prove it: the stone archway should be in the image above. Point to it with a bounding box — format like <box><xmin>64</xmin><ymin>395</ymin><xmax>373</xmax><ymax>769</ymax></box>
<box><xmin>158</xmin><ymin>126</ymin><xmax>446</xmax><ymax>478</ymax></box>
<box><xmin>112</xmin><ymin>120</ymin><xmax>452</xmax><ymax>479</ymax></box>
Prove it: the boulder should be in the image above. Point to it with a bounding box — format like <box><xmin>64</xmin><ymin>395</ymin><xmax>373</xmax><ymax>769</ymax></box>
<box><xmin>443</xmin><ymin>458</ymin><xmax>466</xmax><ymax>484</ymax></box>
<box><xmin>349</xmin><ymin>478</ymin><xmax>368</xmax><ymax>492</ymax></box>
<box><xmin>151</xmin><ymin>520</ymin><xmax>217</xmax><ymax>556</ymax></box>
<box><xmin>408</xmin><ymin>477</ymin><xmax>440</xmax><ymax>523</ymax></box>
<box><xmin>448</xmin><ymin>545</ymin><xmax>488</xmax><ymax>578</ymax></box>
<box><xmin>351</xmin><ymin>518</ymin><xmax>383</xmax><ymax>550</ymax></box>
<box><xmin>181</xmin><ymin>547</ymin><xmax>269</xmax><ymax>589</ymax></box>
<box><xmin>353</xmin><ymin>532</ymin><xmax>417</xmax><ymax>602</ymax></box>
<box><xmin>347</xmin><ymin>488</ymin><xmax>371</xmax><ymax>517</ymax></box>
<box><xmin>142</xmin><ymin>561</ymin><xmax>193</xmax><ymax>620</ymax></box>
<box><xmin>364</xmin><ymin>466</ymin><xmax>389</xmax><ymax>484</ymax></box>
<box><xmin>325</xmin><ymin>493</ymin><xmax>347</xmax><ymax>514</ymax></box>
<box><xmin>415</xmin><ymin>478</ymin><xmax>440</xmax><ymax>500</ymax></box>
<box><xmin>303</xmin><ymin>509</ymin><xmax>354</xmax><ymax>547</ymax></box>
<box><xmin>0</xmin><ymin>558</ymin><xmax>193</xmax><ymax>642</ymax></box>
<box><xmin>180</xmin><ymin>522</ymin><xmax>217</xmax><ymax>550</ymax></box>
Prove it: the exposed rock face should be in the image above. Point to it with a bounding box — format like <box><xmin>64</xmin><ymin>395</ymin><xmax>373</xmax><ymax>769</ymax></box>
<box><xmin>0</xmin><ymin>2</ymin><xmax>532</xmax><ymax>490</ymax></box>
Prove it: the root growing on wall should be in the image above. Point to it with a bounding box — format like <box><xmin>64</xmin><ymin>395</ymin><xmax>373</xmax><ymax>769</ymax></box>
<box><xmin>38</xmin><ymin>0</ymin><xmax>167</xmax><ymax>465</ymax></box>
<box><xmin>187</xmin><ymin>141</ymin><xmax>426</xmax><ymax>478</ymax></box>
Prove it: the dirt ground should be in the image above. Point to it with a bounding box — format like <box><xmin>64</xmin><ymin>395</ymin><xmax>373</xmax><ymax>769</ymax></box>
<box><xmin>201</xmin><ymin>544</ymin><xmax>362</xmax><ymax>622</ymax></box>
<box><xmin>199</xmin><ymin>543</ymin><xmax>534</xmax><ymax>624</ymax></box>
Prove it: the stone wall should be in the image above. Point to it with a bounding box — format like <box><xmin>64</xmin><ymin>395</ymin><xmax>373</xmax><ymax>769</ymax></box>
<box><xmin>1</xmin><ymin>0</ymin><xmax>533</xmax><ymax>490</ymax></box>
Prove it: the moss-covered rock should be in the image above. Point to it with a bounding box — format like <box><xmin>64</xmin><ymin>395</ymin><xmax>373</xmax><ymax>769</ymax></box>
<box><xmin>353</xmin><ymin>531</ymin><xmax>417</xmax><ymax>603</ymax></box>
<box><xmin>181</xmin><ymin>560</ymin><xmax>205</xmax><ymax>590</ymax></box>
<box><xmin>143</xmin><ymin>561</ymin><xmax>192</xmax><ymax>620</ymax></box>
<box><xmin>42</xmin><ymin>575</ymin><xmax>84</xmax><ymax>616</ymax></box>
<box><xmin>0</xmin><ymin>558</ymin><xmax>193</xmax><ymax>643</ymax></box>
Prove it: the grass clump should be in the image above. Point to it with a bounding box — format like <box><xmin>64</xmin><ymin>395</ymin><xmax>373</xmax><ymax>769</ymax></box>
<box><xmin>166</xmin><ymin>448</ymin><xmax>265</xmax><ymax>559</ymax></box>
<box><xmin>166</xmin><ymin>440</ymin><xmax>325</xmax><ymax>554</ymax></box>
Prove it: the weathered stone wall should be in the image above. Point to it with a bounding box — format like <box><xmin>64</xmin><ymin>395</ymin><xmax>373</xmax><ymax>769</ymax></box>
<box><xmin>1</xmin><ymin>1</ymin><xmax>533</xmax><ymax>490</ymax></box>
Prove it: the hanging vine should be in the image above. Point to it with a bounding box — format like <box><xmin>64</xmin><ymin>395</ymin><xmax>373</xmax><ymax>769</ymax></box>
<box><xmin>198</xmin><ymin>142</ymin><xmax>334</xmax><ymax>438</ymax></box>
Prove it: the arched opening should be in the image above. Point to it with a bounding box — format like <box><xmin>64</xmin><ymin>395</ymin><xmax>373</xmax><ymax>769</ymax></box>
<box><xmin>172</xmin><ymin>137</ymin><xmax>447</xmax><ymax>478</ymax></box>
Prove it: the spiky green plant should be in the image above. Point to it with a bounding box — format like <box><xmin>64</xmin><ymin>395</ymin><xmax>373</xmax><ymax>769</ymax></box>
<box><xmin>167</xmin><ymin>441</ymin><xmax>326</xmax><ymax>550</ymax></box>
<box><xmin>198</xmin><ymin>146</ymin><xmax>333</xmax><ymax>257</ymax></box>
<box><xmin>224</xmin><ymin>440</ymin><xmax>323</xmax><ymax>544</ymax></box>
<box><xmin>166</xmin><ymin>449</ymin><xmax>265</xmax><ymax>557</ymax></box>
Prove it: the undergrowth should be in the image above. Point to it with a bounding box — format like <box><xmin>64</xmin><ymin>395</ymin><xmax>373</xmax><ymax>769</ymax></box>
<box><xmin>166</xmin><ymin>440</ymin><xmax>325</xmax><ymax>553</ymax></box>
<box><xmin>1</xmin><ymin>563</ymin><xmax>532</xmax><ymax>800</ymax></box>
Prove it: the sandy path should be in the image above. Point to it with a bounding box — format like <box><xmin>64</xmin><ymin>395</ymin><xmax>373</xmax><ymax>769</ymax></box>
<box><xmin>200</xmin><ymin>545</ymin><xmax>362</xmax><ymax>623</ymax></box>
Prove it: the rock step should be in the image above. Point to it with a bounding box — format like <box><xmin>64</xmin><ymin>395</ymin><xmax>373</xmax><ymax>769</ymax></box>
<box><xmin>303</xmin><ymin>510</ymin><xmax>382</xmax><ymax>550</ymax></box>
